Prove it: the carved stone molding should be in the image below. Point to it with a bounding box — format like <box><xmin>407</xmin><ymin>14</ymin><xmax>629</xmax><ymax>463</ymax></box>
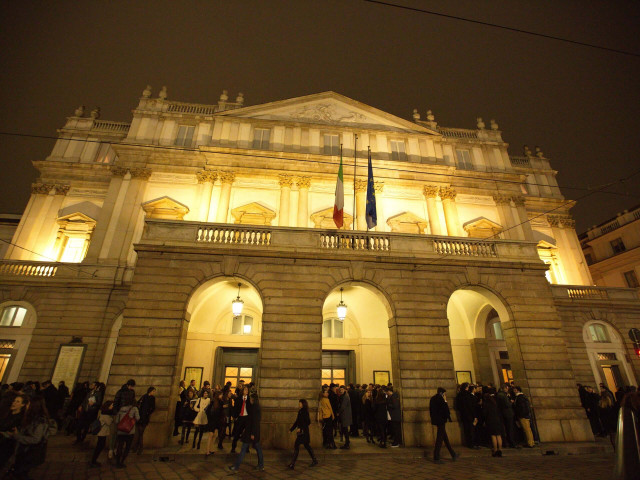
<box><xmin>219</xmin><ymin>171</ymin><xmax>236</xmax><ymax>184</ymax></box>
<box><xmin>512</xmin><ymin>196</ymin><xmax>526</xmax><ymax>207</ymax></box>
<box><xmin>111</xmin><ymin>166</ymin><xmax>129</xmax><ymax>177</ymax></box>
<box><xmin>129</xmin><ymin>168</ymin><xmax>152</xmax><ymax>179</ymax></box>
<box><xmin>31</xmin><ymin>183</ymin><xmax>54</xmax><ymax>195</ymax></box>
<box><xmin>547</xmin><ymin>214</ymin><xmax>575</xmax><ymax>229</ymax></box>
<box><xmin>196</xmin><ymin>170</ymin><xmax>217</xmax><ymax>184</ymax></box>
<box><xmin>355</xmin><ymin>179</ymin><xmax>367</xmax><ymax>193</ymax></box>
<box><xmin>423</xmin><ymin>185</ymin><xmax>439</xmax><ymax>198</ymax></box>
<box><xmin>439</xmin><ymin>186</ymin><xmax>457</xmax><ymax>200</ymax></box>
<box><xmin>374</xmin><ymin>181</ymin><xmax>384</xmax><ymax>194</ymax></box>
<box><xmin>278</xmin><ymin>174</ymin><xmax>294</xmax><ymax>188</ymax></box>
<box><xmin>54</xmin><ymin>185</ymin><xmax>70</xmax><ymax>196</ymax></box>
<box><xmin>296</xmin><ymin>176</ymin><xmax>311</xmax><ymax>189</ymax></box>
<box><xmin>493</xmin><ymin>194</ymin><xmax>512</xmax><ymax>206</ymax></box>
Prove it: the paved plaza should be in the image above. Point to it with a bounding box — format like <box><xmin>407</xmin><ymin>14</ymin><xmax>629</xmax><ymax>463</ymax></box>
<box><xmin>29</xmin><ymin>436</ymin><xmax>615</xmax><ymax>480</ymax></box>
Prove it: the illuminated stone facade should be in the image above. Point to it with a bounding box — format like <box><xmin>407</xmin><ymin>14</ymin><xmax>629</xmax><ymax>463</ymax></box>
<box><xmin>1</xmin><ymin>89</ymin><xmax>639</xmax><ymax>448</ymax></box>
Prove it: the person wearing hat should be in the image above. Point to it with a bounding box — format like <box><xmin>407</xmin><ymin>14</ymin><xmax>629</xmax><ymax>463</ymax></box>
<box><xmin>429</xmin><ymin>387</ymin><xmax>458</xmax><ymax>464</ymax></box>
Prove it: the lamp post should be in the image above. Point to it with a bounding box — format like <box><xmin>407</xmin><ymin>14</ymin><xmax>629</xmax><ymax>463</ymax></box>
<box><xmin>232</xmin><ymin>283</ymin><xmax>244</xmax><ymax>317</ymax></box>
<box><xmin>337</xmin><ymin>287</ymin><xmax>347</xmax><ymax>321</ymax></box>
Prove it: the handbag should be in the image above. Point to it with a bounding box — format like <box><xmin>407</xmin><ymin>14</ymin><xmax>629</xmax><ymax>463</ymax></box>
<box><xmin>89</xmin><ymin>418</ymin><xmax>102</xmax><ymax>435</ymax></box>
<box><xmin>117</xmin><ymin>406</ymin><xmax>136</xmax><ymax>433</ymax></box>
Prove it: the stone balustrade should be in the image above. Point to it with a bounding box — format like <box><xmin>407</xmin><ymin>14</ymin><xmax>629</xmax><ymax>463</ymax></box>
<box><xmin>0</xmin><ymin>261</ymin><xmax>58</xmax><ymax>277</ymax></box>
<box><xmin>551</xmin><ymin>284</ymin><xmax>640</xmax><ymax>301</ymax></box>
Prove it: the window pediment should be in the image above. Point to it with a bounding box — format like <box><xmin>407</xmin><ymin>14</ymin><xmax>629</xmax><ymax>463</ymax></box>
<box><xmin>311</xmin><ymin>207</ymin><xmax>353</xmax><ymax>230</ymax></box>
<box><xmin>231</xmin><ymin>202</ymin><xmax>276</xmax><ymax>226</ymax></box>
<box><xmin>142</xmin><ymin>196</ymin><xmax>190</xmax><ymax>220</ymax></box>
<box><xmin>463</xmin><ymin>217</ymin><xmax>503</xmax><ymax>238</ymax></box>
<box><xmin>386</xmin><ymin>211</ymin><xmax>428</xmax><ymax>234</ymax></box>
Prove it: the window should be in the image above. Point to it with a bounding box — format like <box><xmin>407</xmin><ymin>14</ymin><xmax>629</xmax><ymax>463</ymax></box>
<box><xmin>623</xmin><ymin>270</ymin><xmax>639</xmax><ymax>288</ymax></box>
<box><xmin>588</xmin><ymin>324</ymin><xmax>609</xmax><ymax>343</ymax></box>
<box><xmin>54</xmin><ymin>213</ymin><xmax>96</xmax><ymax>264</ymax></box>
<box><xmin>252</xmin><ymin>128</ymin><xmax>270</xmax><ymax>149</ymax></box>
<box><xmin>0</xmin><ymin>353</ymin><xmax>10</xmax><ymax>382</ymax></box>
<box><xmin>610</xmin><ymin>237</ymin><xmax>626</xmax><ymax>255</ymax></box>
<box><xmin>390</xmin><ymin>140</ymin><xmax>407</xmax><ymax>161</ymax></box>
<box><xmin>224</xmin><ymin>366</ymin><xmax>253</xmax><ymax>389</ymax></box>
<box><xmin>60</xmin><ymin>237</ymin><xmax>87</xmax><ymax>263</ymax></box>
<box><xmin>321</xmin><ymin>368</ymin><xmax>345</xmax><ymax>386</ymax></box>
<box><xmin>597</xmin><ymin>352</ymin><xmax>617</xmax><ymax>361</ymax></box>
<box><xmin>322</xmin><ymin>318</ymin><xmax>344</xmax><ymax>338</ymax></box>
<box><xmin>175</xmin><ymin>125</ymin><xmax>195</xmax><ymax>147</ymax></box>
<box><xmin>492</xmin><ymin>322</ymin><xmax>504</xmax><ymax>340</ymax></box>
<box><xmin>455</xmin><ymin>149</ymin><xmax>473</xmax><ymax>170</ymax></box>
<box><xmin>323</xmin><ymin>134</ymin><xmax>340</xmax><ymax>155</ymax></box>
<box><xmin>232</xmin><ymin>315</ymin><xmax>254</xmax><ymax>335</ymax></box>
<box><xmin>94</xmin><ymin>143</ymin><xmax>116</xmax><ymax>164</ymax></box>
<box><xmin>0</xmin><ymin>306</ymin><xmax>27</xmax><ymax>327</ymax></box>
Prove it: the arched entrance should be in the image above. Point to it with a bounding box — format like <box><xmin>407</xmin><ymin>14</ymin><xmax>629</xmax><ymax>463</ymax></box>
<box><xmin>0</xmin><ymin>301</ymin><xmax>37</xmax><ymax>383</ymax></box>
<box><xmin>447</xmin><ymin>286</ymin><xmax>512</xmax><ymax>386</ymax></box>
<box><xmin>321</xmin><ymin>283</ymin><xmax>393</xmax><ymax>386</ymax></box>
<box><xmin>98</xmin><ymin>314</ymin><xmax>122</xmax><ymax>383</ymax></box>
<box><xmin>182</xmin><ymin>278</ymin><xmax>263</xmax><ymax>391</ymax></box>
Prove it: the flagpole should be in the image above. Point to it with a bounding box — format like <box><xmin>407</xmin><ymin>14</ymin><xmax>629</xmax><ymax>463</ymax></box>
<box><xmin>353</xmin><ymin>133</ymin><xmax>358</xmax><ymax>231</ymax></box>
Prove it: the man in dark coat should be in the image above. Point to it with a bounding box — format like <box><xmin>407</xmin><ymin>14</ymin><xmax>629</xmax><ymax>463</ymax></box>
<box><xmin>132</xmin><ymin>387</ymin><xmax>156</xmax><ymax>454</ymax></box>
<box><xmin>338</xmin><ymin>386</ymin><xmax>352</xmax><ymax>449</ymax></box>
<box><xmin>228</xmin><ymin>393</ymin><xmax>264</xmax><ymax>474</ymax></box>
<box><xmin>347</xmin><ymin>384</ymin><xmax>360</xmax><ymax>438</ymax></box>
<box><xmin>513</xmin><ymin>386</ymin><xmax>535</xmax><ymax>447</ymax></box>
<box><xmin>455</xmin><ymin>383</ymin><xmax>478</xmax><ymax>449</ymax></box>
<box><xmin>429</xmin><ymin>387</ymin><xmax>458</xmax><ymax>464</ymax></box>
<box><xmin>387</xmin><ymin>386</ymin><xmax>402</xmax><ymax>447</ymax></box>
<box><xmin>41</xmin><ymin>380</ymin><xmax>59</xmax><ymax>421</ymax></box>
<box><xmin>496</xmin><ymin>383</ymin><xmax>516</xmax><ymax>448</ymax></box>
<box><xmin>113</xmin><ymin>379</ymin><xmax>136</xmax><ymax>411</ymax></box>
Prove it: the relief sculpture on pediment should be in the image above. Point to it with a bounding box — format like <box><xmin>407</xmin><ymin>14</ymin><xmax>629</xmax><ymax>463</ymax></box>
<box><xmin>290</xmin><ymin>103</ymin><xmax>367</xmax><ymax>123</ymax></box>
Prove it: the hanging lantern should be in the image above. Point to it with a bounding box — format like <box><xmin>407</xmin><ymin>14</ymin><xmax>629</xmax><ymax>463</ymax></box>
<box><xmin>336</xmin><ymin>287</ymin><xmax>347</xmax><ymax>321</ymax></box>
<box><xmin>232</xmin><ymin>283</ymin><xmax>244</xmax><ymax>316</ymax></box>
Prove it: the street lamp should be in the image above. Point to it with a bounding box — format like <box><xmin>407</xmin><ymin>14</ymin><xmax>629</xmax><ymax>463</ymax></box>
<box><xmin>232</xmin><ymin>283</ymin><xmax>244</xmax><ymax>317</ymax></box>
<box><xmin>337</xmin><ymin>287</ymin><xmax>347</xmax><ymax>321</ymax></box>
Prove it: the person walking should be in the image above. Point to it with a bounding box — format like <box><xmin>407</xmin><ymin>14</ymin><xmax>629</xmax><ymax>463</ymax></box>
<box><xmin>114</xmin><ymin>391</ymin><xmax>140</xmax><ymax>468</ymax></box>
<box><xmin>429</xmin><ymin>387</ymin><xmax>458</xmax><ymax>464</ymax></box>
<box><xmin>192</xmin><ymin>389</ymin><xmax>210</xmax><ymax>450</ymax></box>
<box><xmin>230</xmin><ymin>386</ymin><xmax>249</xmax><ymax>453</ymax></box>
<box><xmin>318</xmin><ymin>389</ymin><xmax>335</xmax><ymax>449</ymax></box>
<box><xmin>287</xmin><ymin>399</ymin><xmax>318</xmax><ymax>469</ymax></box>
<box><xmin>90</xmin><ymin>401</ymin><xmax>114</xmax><ymax>467</ymax></box>
<box><xmin>132</xmin><ymin>386</ymin><xmax>156</xmax><ymax>455</ymax></box>
<box><xmin>513</xmin><ymin>386</ymin><xmax>535</xmax><ymax>448</ymax></box>
<box><xmin>228</xmin><ymin>393</ymin><xmax>264</xmax><ymax>474</ymax></box>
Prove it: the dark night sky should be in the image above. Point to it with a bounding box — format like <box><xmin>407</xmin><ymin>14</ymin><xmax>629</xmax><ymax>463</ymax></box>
<box><xmin>1</xmin><ymin>1</ymin><xmax>639</xmax><ymax>233</ymax></box>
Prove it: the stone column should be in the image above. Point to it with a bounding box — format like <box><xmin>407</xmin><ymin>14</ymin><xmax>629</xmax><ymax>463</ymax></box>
<box><xmin>374</xmin><ymin>181</ymin><xmax>384</xmax><ymax>232</ymax></box>
<box><xmin>423</xmin><ymin>185</ymin><xmax>443</xmax><ymax>235</ymax></box>
<box><xmin>278</xmin><ymin>174</ymin><xmax>293</xmax><ymax>227</ymax></box>
<box><xmin>439</xmin><ymin>187</ymin><xmax>462</xmax><ymax>237</ymax></box>
<box><xmin>216</xmin><ymin>171</ymin><xmax>235</xmax><ymax>223</ymax></box>
<box><xmin>355</xmin><ymin>179</ymin><xmax>367</xmax><ymax>230</ymax></box>
<box><xmin>493</xmin><ymin>194</ymin><xmax>517</xmax><ymax>240</ymax></box>
<box><xmin>547</xmin><ymin>214</ymin><xmax>593</xmax><ymax>285</ymax></box>
<box><xmin>512</xmin><ymin>196</ymin><xmax>533</xmax><ymax>240</ymax></box>
<box><xmin>197</xmin><ymin>171</ymin><xmax>217</xmax><ymax>222</ymax></box>
<box><xmin>35</xmin><ymin>185</ymin><xmax>70</xmax><ymax>260</ymax></box>
<box><xmin>296</xmin><ymin>176</ymin><xmax>311</xmax><ymax>228</ymax></box>
<box><xmin>7</xmin><ymin>184</ymin><xmax>53</xmax><ymax>260</ymax></box>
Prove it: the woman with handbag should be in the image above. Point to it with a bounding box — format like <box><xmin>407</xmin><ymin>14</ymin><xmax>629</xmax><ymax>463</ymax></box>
<box><xmin>89</xmin><ymin>401</ymin><xmax>114</xmax><ymax>467</ymax></box>
<box><xmin>192</xmin><ymin>389</ymin><xmax>210</xmax><ymax>449</ymax></box>
<box><xmin>114</xmin><ymin>392</ymin><xmax>140</xmax><ymax>468</ymax></box>
<box><xmin>9</xmin><ymin>395</ymin><xmax>49</xmax><ymax>480</ymax></box>
<box><xmin>287</xmin><ymin>399</ymin><xmax>318</xmax><ymax>469</ymax></box>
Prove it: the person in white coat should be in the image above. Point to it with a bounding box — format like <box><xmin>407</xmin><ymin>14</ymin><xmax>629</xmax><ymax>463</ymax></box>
<box><xmin>192</xmin><ymin>390</ymin><xmax>210</xmax><ymax>450</ymax></box>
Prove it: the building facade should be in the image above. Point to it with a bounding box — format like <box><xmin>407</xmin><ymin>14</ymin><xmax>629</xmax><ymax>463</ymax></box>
<box><xmin>1</xmin><ymin>88</ymin><xmax>639</xmax><ymax>448</ymax></box>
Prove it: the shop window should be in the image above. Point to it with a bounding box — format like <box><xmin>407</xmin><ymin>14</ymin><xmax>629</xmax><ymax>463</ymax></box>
<box><xmin>588</xmin><ymin>324</ymin><xmax>610</xmax><ymax>343</ymax></box>
<box><xmin>175</xmin><ymin>125</ymin><xmax>195</xmax><ymax>147</ymax></box>
<box><xmin>232</xmin><ymin>315</ymin><xmax>254</xmax><ymax>335</ymax></box>
<box><xmin>252</xmin><ymin>128</ymin><xmax>270</xmax><ymax>149</ymax></box>
<box><xmin>323</xmin><ymin>134</ymin><xmax>340</xmax><ymax>155</ymax></box>
<box><xmin>390</xmin><ymin>140</ymin><xmax>407</xmax><ymax>161</ymax></box>
<box><xmin>322</xmin><ymin>318</ymin><xmax>344</xmax><ymax>339</ymax></box>
<box><xmin>0</xmin><ymin>307</ymin><xmax>27</xmax><ymax>327</ymax></box>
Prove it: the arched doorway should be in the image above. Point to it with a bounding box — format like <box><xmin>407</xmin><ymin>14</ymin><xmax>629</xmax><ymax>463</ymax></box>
<box><xmin>98</xmin><ymin>314</ymin><xmax>122</xmax><ymax>383</ymax></box>
<box><xmin>447</xmin><ymin>287</ymin><xmax>512</xmax><ymax>386</ymax></box>
<box><xmin>321</xmin><ymin>284</ymin><xmax>392</xmax><ymax>386</ymax></box>
<box><xmin>0</xmin><ymin>301</ymin><xmax>37</xmax><ymax>383</ymax></box>
<box><xmin>182</xmin><ymin>278</ymin><xmax>263</xmax><ymax>391</ymax></box>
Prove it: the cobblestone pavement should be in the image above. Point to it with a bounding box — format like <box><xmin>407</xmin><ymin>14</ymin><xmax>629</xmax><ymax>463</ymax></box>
<box><xmin>29</xmin><ymin>437</ymin><xmax>614</xmax><ymax>480</ymax></box>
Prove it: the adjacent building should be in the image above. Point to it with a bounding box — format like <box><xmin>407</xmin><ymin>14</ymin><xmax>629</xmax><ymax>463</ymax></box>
<box><xmin>1</xmin><ymin>88</ymin><xmax>639</xmax><ymax>448</ymax></box>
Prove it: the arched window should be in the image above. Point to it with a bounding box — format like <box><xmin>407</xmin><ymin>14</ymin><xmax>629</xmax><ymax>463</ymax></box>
<box><xmin>1</xmin><ymin>306</ymin><xmax>27</xmax><ymax>327</ymax></box>
<box><xmin>232</xmin><ymin>314</ymin><xmax>254</xmax><ymax>335</ymax></box>
<box><xmin>587</xmin><ymin>323</ymin><xmax>609</xmax><ymax>343</ymax></box>
<box><xmin>322</xmin><ymin>318</ymin><xmax>344</xmax><ymax>339</ymax></box>
<box><xmin>0</xmin><ymin>302</ymin><xmax>37</xmax><ymax>384</ymax></box>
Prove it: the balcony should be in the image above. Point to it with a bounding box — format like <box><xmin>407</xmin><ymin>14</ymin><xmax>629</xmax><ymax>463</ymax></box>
<box><xmin>551</xmin><ymin>284</ymin><xmax>639</xmax><ymax>302</ymax></box>
<box><xmin>138</xmin><ymin>219</ymin><xmax>541</xmax><ymax>265</ymax></box>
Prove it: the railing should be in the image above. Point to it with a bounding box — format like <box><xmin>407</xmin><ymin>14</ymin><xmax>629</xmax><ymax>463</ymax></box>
<box><xmin>320</xmin><ymin>232</ymin><xmax>390</xmax><ymax>251</ymax></box>
<box><xmin>567</xmin><ymin>287</ymin><xmax>609</xmax><ymax>299</ymax></box>
<box><xmin>436</xmin><ymin>127</ymin><xmax>479</xmax><ymax>139</ymax></box>
<box><xmin>167</xmin><ymin>102</ymin><xmax>218</xmax><ymax>115</ymax></box>
<box><xmin>196</xmin><ymin>226</ymin><xmax>271</xmax><ymax>246</ymax></box>
<box><xmin>601</xmin><ymin>221</ymin><xmax>620</xmax><ymax>235</ymax></box>
<box><xmin>92</xmin><ymin>120</ymin><xmax>130</xmax><ymax>133</ymax></box>
<box><xmin>0</xmin><ymin>262</ymin><xmax>57</xmax><ymax>277</ymax></box>
<box><xmin>433</xmin><ymin>238</ymin><xmax>498</xmax><ymax>257</ymax></box>
<box><xmin>509</xmin><ymin>156</ymin><xmax>532</xmax><ymax>168</ymax></box>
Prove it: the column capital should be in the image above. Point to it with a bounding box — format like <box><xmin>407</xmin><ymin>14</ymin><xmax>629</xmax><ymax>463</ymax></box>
<box><xmin>374</xmin><ymin>181</ymin><xmax>384</xmax><ymax>193</ymax></box>
<box><xmin>130</xmin><ymin>167</ymin><xmax>152</xmax><ymax>179</ymax></box>
<box><xmin>355</xmin><ymin>179</ymin><xmax>367</xmax><ymax>193</ymax></box>
<box><xmin>493</xmin><ymin>194</ymin><xmax>512</xmax><ymax>206</ymax></box>
<box><xmin>278</xmin><ymin>174</ymin><xmax>294</xmax><ymax>188</ymax></box>
<box><xmin>219</xmin><ymin>171</ymin><xmax>236</xmax><ymax>184</ymax></box>
<box><xmin>439</xmin><ymin>186</ymin><xmax>457</xmax><ymax>200</ymax></box>
<box><xmin>197</xmin><ymin>170</ymin><xmax>217</xmax><ymax>184</ymax></box>
<box><xmin>511</xmin><ymin>195</ymin><xmax>526</xmax><ymax>207</ymax></box>
<box><xmin>54</xmin><ymin>184</ymin><xmax>70</xmax><ymax>196</ymax></box>
<box><xmin>423</xmin><ymin>185</ymin><xmax>439</xmax><ymax>198</ymax></box>
<box><xmin>547</xmin><ymin>214</ymin><xmax>575</xmax><ymax>229</ymax></box>
<box><xmin>31</xmin><ymin>183</ymin><xmax>54</xmax><ymax>195</ymax></box>
<box><xmin>296</xmin><ymin>176</ymin><xmax>311</xmax><ymax>189</ymax></box>
<box><xmin>110</xmin><ymin>166</ymin><xmax>129</xmax><ymax>177</ymax></box>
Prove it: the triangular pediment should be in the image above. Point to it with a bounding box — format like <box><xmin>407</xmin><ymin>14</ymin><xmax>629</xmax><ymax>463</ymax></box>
<box><xmin>310</xmin><ymin>207</ymin><xmax>353</xmax><ymax>230</ymax></box>
<box><xmin>463</xmin><ymin>217</ymin><xmax>503</xmax><ymax>238</ymax></box>
<box><xmin>231</xmin><ymin>202</ymin><xmax>276</xmax><ymax>226</ymax></box>
<box><xmin>142</xmin><ymin>196</ymin><xmax>189</xmax><ymax>220</ymax></box>
<box><xmin>57</xmin><ymin>212</ymin><xmax>97</xmax><ymax>225</ymax></box>
<box><xmin>387</xmin><ymin>211</ymin><xmax>428</xmax><ymax>234</ymax></box>
<box><xmin>217</xmin><ymin>91</ymin><xmax>439</xmax><ymax>135</ymax></box>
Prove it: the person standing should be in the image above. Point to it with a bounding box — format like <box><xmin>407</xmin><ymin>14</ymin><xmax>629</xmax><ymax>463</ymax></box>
<box><xmin>228</xmin><ymin>393</ymin><xmax>264</xmax><ymax>474</ymax></box>
<box><xmin>347</xmin><ymin>384</ymin><xmax>360</xmax><ymax>438</ymax></box>
<box><xmin>482</xmin><ymin>389</ymin><xmax>504</xmax><ymax>457</ymax></box>
<box><xmin>387</xmin><ymin>386</ymin><xmax>402</xmax><ymax>447</ymax></box>
<box><xmin>318</xmin><ymin>389</ymin><xmax>335</xmax><ymax>449</ymax></box>
<box><xmin>113</xmin><ymin>380</ymin><xmax>136</xmax><ymax>411</ymax></box>
<box><xmin>337</xmin><ymin>386</ymin><xmax>352</xmax><ymax>449</ymax></box>
<box><xmin>287</xmin><ymin>399</ymin><xmax>318</xmax><ymax>469</ymax></box>
<box><xmin>513</xmin><ymin>386</ymin><xmax>535</xmax><ymax>448</ymax></box>
<box><xmin>8</xmin><ymin>396</ymin><xmax>49</xmax><ymax>479</ymax></box>
<box><xmin>132</xmin><ymin>386</ymin><xmax>156</xmax><ymax>455</ymax></box>
<box><xmin>361</xmin><ymin>389</ymin><xmax>375</xmax><ymax>443</ymax></box>
<box><xmin>90</xmin><ymin>401</ymin><xmax>114</xmax><ymax>467</ymax></box>
<box><xmin>455</xmin><ymin>382</ymin><xmax>478</xmax><ymax>449</ymax></box>
<box><xmin>496</xmin><ymin>383</ymin><xmax>516</xmax><ymax>448</ymax></box>
<box><xmin>192</xmin><ymin>389</ymin><xmax>210</xmax><ymax>450</ymax></box>
<box><xmin>179</xmin><ymin>389</ymin><xmax>197</xmax><ymax>445</ymax></box>
<box><xmin>429</xmin><ymin>387</ymin><xmax>458</xmax><ymax>464</ymax></box>
<box><xmin>0</xmin><ymin>394</ymin><xmax>27</xmax><ymax>470</ymax></box>
<box><xmin>231</xmin><ymin>386</ymin><xmax>249</xmax><ymax>453</ymax></box>
<box><xmin>173</xmin><ymin>380</ymin><xmax>186</xmax><ymax>436</ymax></box>
<box><xmin>373</xmin><ymin>387</ymin><xmax>389</xmax><ymax>448</ymax></box>
<box><xmin>114</xmin><ymin>392</ymin><xmax>140</xmax><ymax>468</ymax></box>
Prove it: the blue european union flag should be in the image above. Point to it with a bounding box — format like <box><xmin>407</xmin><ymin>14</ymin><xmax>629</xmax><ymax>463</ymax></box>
<box><xmin>365</xmin><ymin>152</ymin><xmax>377</xmax><ymax>229</ymax></box>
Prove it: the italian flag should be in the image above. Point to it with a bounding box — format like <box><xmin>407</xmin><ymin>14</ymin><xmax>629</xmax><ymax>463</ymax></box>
<box><xmin>333</xmin><ymin>156</ymin><xmax>344</xmax><ymax>228</ymax></box>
